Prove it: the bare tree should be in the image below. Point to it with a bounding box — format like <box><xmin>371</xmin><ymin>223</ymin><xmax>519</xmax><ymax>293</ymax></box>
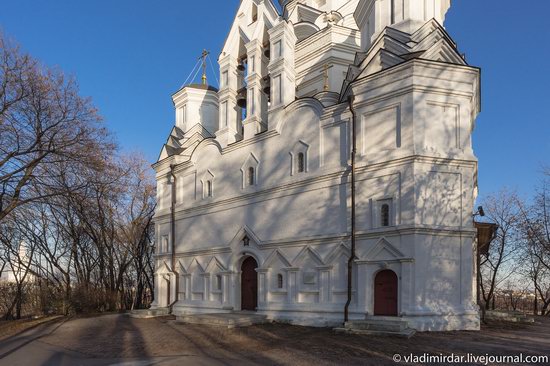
<box><xmin>518</xmin><ymin>169</ymin><xmax>550</xmax><ymax>315</ymax></box>
<box><xmin>0</xmin><ymin>210</ymin><xmax>38</xmax><ymax>319</ymax></box>
<box><xmin>0</xmin><ymin>33</ymin><xmax>112</xmax><ymax>223</ymax></box>
<box><xmin>0</xmin><ymin>32</ymin><xmax>157</xmax><ymax>319</ymax></box>
<box><xmin>479</xmin><ymin>189</ymin><xmax>523</xmax><ymax>310</ymax></box>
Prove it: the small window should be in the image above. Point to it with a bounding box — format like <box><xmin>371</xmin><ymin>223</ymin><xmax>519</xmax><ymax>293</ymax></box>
<box><xmin>247</xmin><ymin>167</ymin><xmax>255</xmax><ymax>186</ymax></box>
<box><xmin>183</xmin><ymin>105</ymin><xmax>187</xmax><ymax>126</ymax></box>
<box><xmin>381</xmin><ymin>204</ymin><xmax>390</xmax><ymax>227</ymax></box>
<box><xmin>277</xmin><ymin>274</ymin><xmax>284</xmax><ymax>289</ymax></box>
<box><xmin>216</xmin><ymin>275</ymin><xmax>222</xmax><ymax>291</ymax></box>
<box><xmin>297</xmin><ymin>153</ymin><xmax>305</xmax><ymax>173</ymax></box>
<box><xmin>222</xmin><ymin>71</ymin><xmax>228</xmax><ymax>88</ymax></box>
<box><xmin>161</xmin><ymin>235</ymin><xmax>169</xmax><ymax>254</ymax></box>
<box><xmin>207</xmin><ymin>180</ymin><xmax>213</xmax><ymax>197</ymax></box>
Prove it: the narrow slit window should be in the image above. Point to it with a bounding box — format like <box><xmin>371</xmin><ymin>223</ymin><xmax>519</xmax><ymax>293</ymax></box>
<box><xmin>381</xmin><ymin>204</ymin><xmax>390</xmax><ymax>227</ymax></box>
<box><xmin>247</xmin><ymin>167</ymin><xmax>255</xmax><ymax>186</ymax></box>
<box><xmin>277</xmin><ymin>274</ymin><xmax>284</xmax><ymax>289</ymax></box>
<box><xmin>297</xmin><ymin>152</ymin><xmax>305</xmax><ymax>173</ymax></box>
<box><xmin>207</xmin><ymin>180</ymin><xmax>213</xmax><ymax>197</ymax></box>
<box><xmin>216</xmin><ymin>275</ymin><xmax>222</xmax><ymax>290</ymax></box>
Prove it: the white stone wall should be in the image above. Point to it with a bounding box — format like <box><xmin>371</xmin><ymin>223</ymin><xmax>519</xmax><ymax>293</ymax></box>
<box><xmin>152</xmin><ymin>0</ymin><xmax>481</xmax><ymax>331</ymax></box>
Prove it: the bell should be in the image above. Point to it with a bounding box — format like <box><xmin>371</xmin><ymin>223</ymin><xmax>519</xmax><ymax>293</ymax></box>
<box><xmin>263</xmin><ymin>48</ymin><xmax>270</xmax><ymax>59</ymax></box>
<box><xmin>237</xmin><ymin>95</ymin><xmax>247</xmax><ymax>109</ymax></box>
<box><xmin>237</xmin><ymin>62</ymin><xmax>246</xmax><ymax>72</ymax></box>
<box><xmin>262</xmin><ymin>76</ymin><xmax>270</xmax><ymax>93</ymax></box>
<box><xmin>237</xmin><ymin>87</ymin><xmax>247</xmax><ymax>108</ymax></box>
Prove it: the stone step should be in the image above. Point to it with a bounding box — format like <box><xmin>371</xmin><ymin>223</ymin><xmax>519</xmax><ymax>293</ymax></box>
<box><xmin>334</xmin><ymin>327</ymin><xmax>416</xmax><ymax>339</ymax></box>
<box><xmin>177</xmin><ymin>312</ymin><xmax>269</xmax><ymax>328</ymax></box>
<box><xmin>129</xmin><ymin>308</ymin><xmax>170</xmax><ymax>318</ymax></box>
<box><xmin>345</xmin><ymin>319</ymin><xmax>408</xmax><ymax>332</ymax></box>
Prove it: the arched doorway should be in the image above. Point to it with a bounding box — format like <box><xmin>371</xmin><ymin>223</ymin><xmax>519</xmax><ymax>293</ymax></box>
<box><xmin>241</xmin><ymin>257</ymin><xmax>258</xmax><ymax>311</ymax></box>
<box><xmin>374</xmin><ymin>270</ymin><xmax>398</xmax><ymax>316</ymax></box>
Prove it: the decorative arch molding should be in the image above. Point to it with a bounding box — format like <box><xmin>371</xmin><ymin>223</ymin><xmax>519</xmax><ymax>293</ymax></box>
<box><xmin>228</xmin><ymin>225</ymin><xmax>265</xmax><ymax>271</ymax></box>
<box><xmin>361</xmin><ymin>237</ymin><xmax>413</xmax><ymax>264</ymax></box>
<box><xmin>289</xmin><ymin>140</ymin><xmax>310</xmax><ymax>176</ymax></box>
<box><xmin>189</xmin><ymin>138</ymin><xmax>223</xmax><ymax>165</ymax></box>
<box><xmin>205</xmin><ymin>256</ymin><xmax>228</xmax><ymax>273</ymax></box>
<box><xmin>240</xmin><ymin>152</ymin><xmax>260</xmax><ymax>189</ymax></box>
<box><xmin>312</xmin><ymin>91</ymin><xmax>340</xmax><ymax>107</ymax></box>
<box><xmin>177</xmin><ymin>260</ymin><xmax>187</xmax><ymax>274</ymax></box>
<box><xmin>277</xmin><ymin>97</ymin><xmax>325</xmax><ymax>134</ymax></box>
<box><xmin>324</xmin><ymin>242</ymin><xmax>351</xmax><ymax>264</ymax></box>
<box><xmin>292</xmin><ymin>245</ymin><xmax>325</xmax><ymax>267</ymax></box>
<box><xmin>200</xmin><ymin>169</ymin><xmax>215</xmax><ymax>199</ymax></box>
<box><xmin>186</xmin><ymin>257</ymin><xmax>206</xmax><ymax>274</ymax></box>
<box><xmin>263</xmin><ymin>249</ymin><xmax>292</xmax><ymax>268</ymax></box>
<box><xmin>231</xmin><ymin>248</ymin><xmax>265</xmax><ymax>272</ymax></box>
<box><xmin>228</xmin><ymin>225</ymin><xmax>263</xmax><ymax>249</ymax></box>
<box><xmin>293</xmin><ymin>21</ymin><xmax>320</xmax><ymax>43</ymax></box>
<box><xmin>157</xmin><ymin>260</ymin><xmax>174</xmax><ymax>275</ymax></box>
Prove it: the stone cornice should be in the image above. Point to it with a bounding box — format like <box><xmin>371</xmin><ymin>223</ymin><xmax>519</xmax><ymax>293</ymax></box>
<box><xmin>153</xmin><ymin>154</ymin><xmax>477</xmax><ymax>223</ymax></box>
<box><xmin>156</xmin><ymin>225</ymin><xmax>477</xmax><ymax>260</ymax></box>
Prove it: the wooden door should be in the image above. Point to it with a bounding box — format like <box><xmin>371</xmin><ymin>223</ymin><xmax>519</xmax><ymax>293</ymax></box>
<box><xmin>374</xmin><ymin>270</ymin><xmax>398</xmax><ymax>316</ymax></box>
<box><xmin>241</xmin><ymin>257</ymin><xmax>258</xmax><ymax>311</ymax></box>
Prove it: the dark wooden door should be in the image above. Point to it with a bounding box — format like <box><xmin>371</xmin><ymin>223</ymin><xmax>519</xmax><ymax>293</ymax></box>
<box><xmin>241</xmin><ymin>257</ymin><xmax>258</xmax><ymax>311</ymax></box>
<box><xmin>374</xmin><ymin>270</ymin><xmax>398</xmax><ymax>316</ymax></box>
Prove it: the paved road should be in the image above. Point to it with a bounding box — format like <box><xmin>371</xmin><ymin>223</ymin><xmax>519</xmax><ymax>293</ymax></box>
<box><xmin>0</xmin><ymin>318</ymin><xmax>256</xmax><ymax>366</ymax></box>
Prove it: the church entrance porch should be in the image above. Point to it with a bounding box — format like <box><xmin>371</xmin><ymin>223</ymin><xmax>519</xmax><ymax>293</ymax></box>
<box><xmin>374</xmin><ymin>270</ymin><xmax>398</xmax><ymax>316</ymax></box>
<box><xmin>241</xmin><ymin>256</ymin><xmax>258</xmax><ymax>311</ymax></box>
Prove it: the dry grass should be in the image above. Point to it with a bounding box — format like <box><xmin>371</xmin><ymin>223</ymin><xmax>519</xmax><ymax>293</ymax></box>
<box><xmin>0</xmin><ymin>316</ymin><xmax>61</xmax><ymax>342</ymax></box>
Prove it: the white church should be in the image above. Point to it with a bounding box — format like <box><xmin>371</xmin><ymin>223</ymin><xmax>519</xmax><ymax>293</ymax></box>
<box><xmin>151</xmin><ymin>0</ymin><xmax>481</xmax><ymax>332</ymax></box>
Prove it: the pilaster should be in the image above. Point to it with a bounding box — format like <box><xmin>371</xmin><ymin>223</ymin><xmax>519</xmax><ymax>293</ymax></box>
<box><xmin>243</xmin><ymin>39</ymin><xmax>268</xmax><ymax>139</ymax></box>
<box><xmin>268</xmin><ymin>21</ymin><xmax>296</xmax><ymax>116</ymax></box>
<box><xmin>216</xmin><ymin>55</ymin><xmax>241</xmax><ymax>147</ymax></box>
<box><xmin>284</xmin><ymin>267</ymin><xmax>300</xmax><ymax>304</ymax></box>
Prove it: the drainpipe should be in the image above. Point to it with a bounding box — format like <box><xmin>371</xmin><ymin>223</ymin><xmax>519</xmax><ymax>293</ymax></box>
<box><xmin>169</xmin><ymin>164</ymin><xmax>179</xmax><ymax>311</ymax></box>
<box><xmin>344</xmin><ymin>95</ymin><xmax>357</xmax><ymax>323</ymax></box>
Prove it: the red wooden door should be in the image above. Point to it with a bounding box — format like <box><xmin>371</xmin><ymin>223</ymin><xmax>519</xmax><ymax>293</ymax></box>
<box><xmin>241</xmin><ymin>257</ymin><xmax>258</xmax><ymax>311</ymax></box>
<box><xmin>374</xmin><ymin>270</ymin><xmax>398</xmax><ymax>316</ymax></box>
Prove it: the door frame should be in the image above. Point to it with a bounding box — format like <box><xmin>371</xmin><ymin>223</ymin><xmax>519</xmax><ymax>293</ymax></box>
<box><xmin>373</xmin><ymin>269</ymin><xmax>399</xmax><ymax>316</ymax></box>
<box><xmin>239</xmin><ymin>255</ymin><xmax>259</xmax><ymax>311</ymax></box>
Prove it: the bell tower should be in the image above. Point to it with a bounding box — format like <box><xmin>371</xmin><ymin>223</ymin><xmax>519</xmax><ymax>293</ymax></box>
<box><xmin>279</xmin><ymin>0</ymin><xmax>352</xmax><ymax>13</ymax></box>
<box><xmin>355</xmin><ymin>0</ymin><xmax>451</xmax><ymax>50</ymax></box>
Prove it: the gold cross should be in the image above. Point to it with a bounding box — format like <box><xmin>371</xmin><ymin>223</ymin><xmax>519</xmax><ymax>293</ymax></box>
<box><xmin>200</xmin><ymin>49</ymin><xmax>210</xmax><ymax>85</ymax></box>
<box><xmin>320</xmin><ymin>63</ymin><xmax>333</xmax><ymax>91</ymax></box>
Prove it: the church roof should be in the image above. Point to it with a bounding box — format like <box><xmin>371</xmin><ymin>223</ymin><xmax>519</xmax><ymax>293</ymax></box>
<box><xmin>340</xmin><ymin>19</ymin><xmax>470</xmax><ymax>100</ymax></box>
<box><xmin>184</xmin><ymin>83</ymin><xmax>219</xmax><ymax>92</ymax></box>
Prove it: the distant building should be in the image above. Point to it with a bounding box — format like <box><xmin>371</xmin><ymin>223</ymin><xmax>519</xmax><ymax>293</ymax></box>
<box><xmin>152</xmin><ymin>0</ymin><xmax>481</xmax><ymax>331</ymax></box>
<box><xmin>0</xmin><ymin>242</ymin><xmax>34</xmax><ymax>283</ymax></box>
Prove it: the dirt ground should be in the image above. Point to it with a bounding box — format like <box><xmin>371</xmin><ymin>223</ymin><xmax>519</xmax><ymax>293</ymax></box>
<box><xmin>36</xmin><ymin>314</ymin><xmax>550</xmax><ymax>365</ymax></box>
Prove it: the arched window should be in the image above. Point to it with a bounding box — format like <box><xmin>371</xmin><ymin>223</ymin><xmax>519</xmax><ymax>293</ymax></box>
<box><xmin>216</xmin><ymin>275</ymin><xmax>222</xmax><ymax>291</ymax></box>
<box><xmin>247</xmin><ymin>167</ymin><xmax>255</xmax><ymax>186</ymax></box>
<box><xmin>207</xmin><ymin>180</ymin><xmax>213</xmax><ymax>197</ymax></box>
<box><xmin>277</xmin><ymin>273</ymin><xmax>284</xmax><ymax>289</ymax></box>
<box><xmin>381</xmin><ymin>204</ymin><xmax>390</xmax><ymax>227</ymax></box>
<box><xmin>297</xmin><ymin>152</ymin><xmax>305</xmax><ymax>173</ymax></box>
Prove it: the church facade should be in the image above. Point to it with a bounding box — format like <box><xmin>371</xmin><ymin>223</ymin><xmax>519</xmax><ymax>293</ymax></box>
<box><xmin>152</xmin><ymin>0</ymin><xmax>481</xmax><ymax>331</ymax></box>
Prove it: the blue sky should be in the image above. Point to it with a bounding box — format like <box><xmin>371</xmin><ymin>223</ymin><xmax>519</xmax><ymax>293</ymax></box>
<box><xmin>1</xmin><ymin>1</ymin><xmax>548</xmax><ymax>199</ymax></box>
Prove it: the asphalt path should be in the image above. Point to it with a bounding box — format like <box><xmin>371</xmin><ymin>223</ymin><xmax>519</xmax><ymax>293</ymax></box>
<box><xmin>0</xmin><ymin>317</ymin><xmax>257</xmax><ymax>366</ymax></box>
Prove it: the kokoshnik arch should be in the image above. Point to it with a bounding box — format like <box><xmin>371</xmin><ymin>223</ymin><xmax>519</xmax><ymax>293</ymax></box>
<box><xmin>151</xmin><ymin>0</ymin><xmax>481</xmax><ymax>331</ymax></box>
